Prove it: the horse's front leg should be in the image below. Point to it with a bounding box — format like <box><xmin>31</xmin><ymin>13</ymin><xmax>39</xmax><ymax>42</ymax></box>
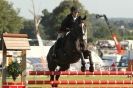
<box><xmin>80</xmin><ymin>52</ymin><xmax>86</xmax><ymax>72</ymax></box>
<box><xmin>48</xmin><ymin>63</ymin><xmax>57</xmax><ymax>87</ymax></box>
<box><xmin>88</xmin><ymin>51</ymin><xmax>94</xmax><ymax>72</ymax></box>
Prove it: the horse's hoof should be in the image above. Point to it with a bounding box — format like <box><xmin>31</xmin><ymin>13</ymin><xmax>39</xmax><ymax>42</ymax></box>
<box><xmin>89</xmin><ymin>66</ymin><xmax>94</xmax><ymax>72</ymax></box>
<box><xmin>81</xmin><ymin>66</ymin><xmax>86</xmax><ymax>72</ymax></box>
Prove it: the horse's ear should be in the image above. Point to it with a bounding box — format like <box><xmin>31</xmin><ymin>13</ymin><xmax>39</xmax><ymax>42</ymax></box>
<box><xmin>82</xmin><ymin>15</ymin><xmax>87</xmax><ymax>20</ymax></box>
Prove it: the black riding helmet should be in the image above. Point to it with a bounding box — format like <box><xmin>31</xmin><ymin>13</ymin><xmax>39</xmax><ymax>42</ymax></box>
<box><xmin>70</xmin><ymin>6</ymin><xmax>80</xmax><ymax>13</ymax></box>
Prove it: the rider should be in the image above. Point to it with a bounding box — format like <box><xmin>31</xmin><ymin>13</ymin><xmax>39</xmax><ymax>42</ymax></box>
<box><xmin>58</xmin><ymin>6</ymin><xmax>80</xmax><ymax>37</ymax></box>
<box><xmin>52</xmin><ymin>6</ymin><xmax>83</xmax><ymax>58</ymax></box>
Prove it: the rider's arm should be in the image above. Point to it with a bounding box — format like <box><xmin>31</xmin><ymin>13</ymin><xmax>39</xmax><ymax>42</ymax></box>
<box><xmin>60</xmin><ymin>15</ymin><xmax>71</xmax><ymax>32</ymax></box>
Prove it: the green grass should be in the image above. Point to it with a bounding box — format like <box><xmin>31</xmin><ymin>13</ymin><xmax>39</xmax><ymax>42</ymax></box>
<box><xmin>1</xmin><ymin>75</ymin><xmax>133</xmax><ymax>88</ymax></box>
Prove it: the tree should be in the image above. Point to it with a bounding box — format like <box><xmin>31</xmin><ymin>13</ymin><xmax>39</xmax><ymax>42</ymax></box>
<box><xmin>20</xmin><ymin>20</ymin><xmax>35</xmax><ymax>38</ymax></box>
<box><xmin>0</xmin><ymin>0</ymin><xmax>23</xmax><ymax>34</ymax></box>
<box><xmin>20</xmin><ymin>19</ymin><xmax>45</xmax><ymax>46</ymax></box>
<box><xmin>41</xmin><ymin>0</ymin><xmax>91</xmax><ymax>39</ymax></box>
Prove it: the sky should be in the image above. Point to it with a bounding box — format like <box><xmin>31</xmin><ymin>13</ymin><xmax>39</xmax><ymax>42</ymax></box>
<box><xmin>10</xmin><ymin>0</ymin><xmax>133</xmax><ymax>19</ymax></box>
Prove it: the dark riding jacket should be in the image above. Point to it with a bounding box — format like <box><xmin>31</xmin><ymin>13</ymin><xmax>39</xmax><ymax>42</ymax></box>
<box><xmin>59</xmin><ymin>13</ymin><xmax>81</xmax><ymax>33</ymax></box>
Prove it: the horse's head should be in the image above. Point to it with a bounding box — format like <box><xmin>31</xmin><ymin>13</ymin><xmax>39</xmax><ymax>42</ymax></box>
<box><xmin>70</xmin><ymin>15</ymin><xmax>87</xmax><ymax>39</ymax></box>
<box><xmin>78</xmin><ymin>15</ymin><xmax>87</xmax><ymax>36</ymax></box>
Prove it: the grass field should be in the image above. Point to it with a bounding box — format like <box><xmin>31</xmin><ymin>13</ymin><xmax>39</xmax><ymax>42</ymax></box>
<box><xmin>1</xmin><ymin>75</ymin><xmax>133</xmax><ymax>88</ymax></box>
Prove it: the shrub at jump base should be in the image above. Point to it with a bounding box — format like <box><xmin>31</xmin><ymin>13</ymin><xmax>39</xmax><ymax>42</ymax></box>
<box><xmin>7</xmin><ymin>61</ymin><xmax>22</xmax><ymax>81</ymax></box>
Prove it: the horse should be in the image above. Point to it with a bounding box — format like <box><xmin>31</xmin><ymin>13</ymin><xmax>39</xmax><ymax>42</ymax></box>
<box><xmin>47</xmin><ymin>16</ymin><xmax>94</xmax><ymax>87</ymax></box>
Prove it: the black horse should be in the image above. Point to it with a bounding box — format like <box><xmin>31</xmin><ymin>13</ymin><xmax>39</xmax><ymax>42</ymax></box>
<box><xmin>47</xmin><ymin>16</ymin><xmax>94</xmax><ymax>87</ymax></box>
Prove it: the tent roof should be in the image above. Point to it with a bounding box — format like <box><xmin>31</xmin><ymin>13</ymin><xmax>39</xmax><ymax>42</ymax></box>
<box><xmin>2</xmin><ymin>33</ymin><xmax>30</xmax><ymax>50</ymax></box>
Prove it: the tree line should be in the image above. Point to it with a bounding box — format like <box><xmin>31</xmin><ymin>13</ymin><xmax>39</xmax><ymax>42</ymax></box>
<box><xmin>0</xmin><ymin>0</ymin><xmax>133</xmax><ymax>42</ymax></box>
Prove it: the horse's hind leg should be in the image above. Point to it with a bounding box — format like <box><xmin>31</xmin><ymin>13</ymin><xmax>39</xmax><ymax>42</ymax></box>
<box><xmin>50</xmin><ymin>65</ymin><xmax>69</xmax><ymax>87</ymax></box>
<box><xmin>48</xmin><ymin>61</ymin><xmax>57</xmax><ymax>87</ymax></box>
<box><xmin>55</xmin><ymin>65</ymin><xmax>70</xmax><ymax>81</ymax></box>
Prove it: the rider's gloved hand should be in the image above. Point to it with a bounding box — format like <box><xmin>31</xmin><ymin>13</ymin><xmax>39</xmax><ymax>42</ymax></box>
<box><xmin>65</xmin><ymin>28</ymin><xmax>71</xmax><ymax>31</ymax></box>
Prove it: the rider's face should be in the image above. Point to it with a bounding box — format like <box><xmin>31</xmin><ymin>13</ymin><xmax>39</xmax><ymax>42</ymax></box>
<box><xmin>72</xmin><ymin>11</ymin><xmax>79</xmax><ymax>17</ymax></box>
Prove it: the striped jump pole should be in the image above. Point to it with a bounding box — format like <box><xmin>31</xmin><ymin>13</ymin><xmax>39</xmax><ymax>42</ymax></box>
<box><xmin>2</xmin><ymin>82</ymin><xmax>25</xmax><ymax>88</ymax></box>
<box><xmin>27</xmin><ymin>80</ymin><xmax>133</xmax><ymax>84</ymax></box>
<box><xmin>28</xmin><ymin>71</ymin><xmax>133</xmax><ymax>75</ymax></box>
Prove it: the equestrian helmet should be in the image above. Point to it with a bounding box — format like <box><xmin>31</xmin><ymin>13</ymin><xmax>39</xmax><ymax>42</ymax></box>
<box><xmin>70</xmin><ymin>6</ymin><xmax>80</xmax><ymax>13</ymax></box>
